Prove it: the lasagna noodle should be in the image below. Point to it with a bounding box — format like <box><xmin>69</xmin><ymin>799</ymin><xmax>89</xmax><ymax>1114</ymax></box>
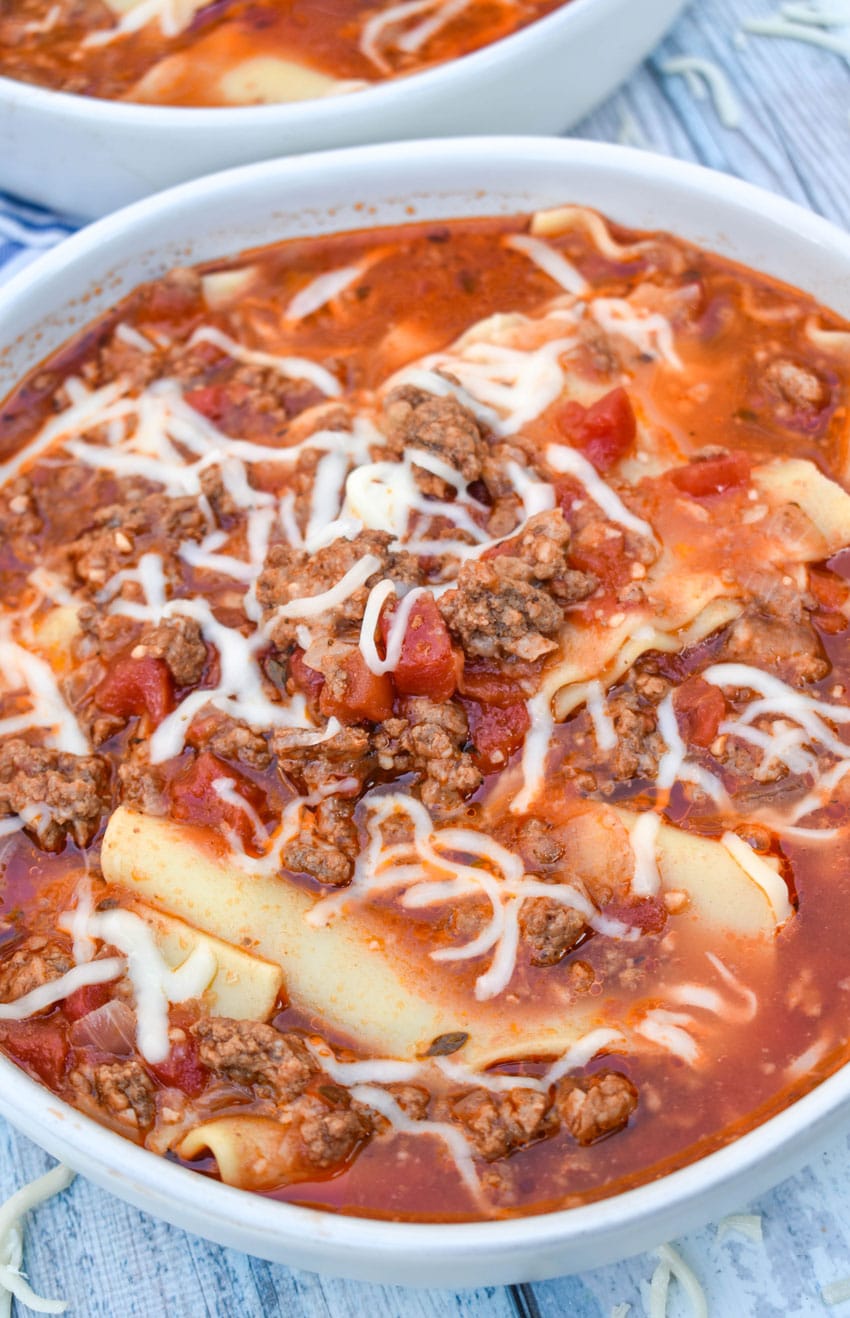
<box><xmin>101</xmin><ymin>806</ymin><xmax>780</xmax><ymax>1074</ymax></box>
<box><xmin>101</xmin><ymin>806</ymin><xmax>610</xmax><ymax>1066</ymax></box>
<box><xmin>129</xmin><ymin>902</ymin><xmax>284</xmax><ymax>1021</ymax></box>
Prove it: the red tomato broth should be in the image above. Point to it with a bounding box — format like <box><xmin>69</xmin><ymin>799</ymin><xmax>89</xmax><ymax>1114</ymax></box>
<box><xmin>0</xmin><ymin>205</ymin><xmax>848</xmax><ymax>1220</ymax></box>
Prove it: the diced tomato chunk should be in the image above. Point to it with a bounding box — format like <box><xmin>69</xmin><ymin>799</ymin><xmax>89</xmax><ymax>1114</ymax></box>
<box><xmin>673</xmin><ymin>676</ymin><xmax>727</xmax><ymax>748</ymax></box>
<box><xmin>380</xmin><ymin>595</ymin><xmax>457</xmax><ymax>701</ymax></box>
<box><xmin>810</xmin><ymin>568</ymin><xmax>849</xmax><ymax>613</ymax></box>
<box><xmin>170</xmin><ymin>750</ymin><xmax>266</xmax><ymax>848</ymax></box>
<box><xmin>95</xmin><ymin>655</ymin><xmax>174</xmax><ymax>726</ymax></box>
<box><xmin>1</xmin><ymin>1019</ymin><xmax>68</xmax><ymax>1087</ymax></box>
<box><xmin>556</xmin><ymin>387</ymin><xmax>637</xmax><ymax>473</ymax></box>
<box><xmin>464</xmin><ymin>699</ymin><xmax>530</xmax><ymax>772</ymax></box>
<box><xmin>669</xmin><ymin>452</ymin><xmax>751</xmax><ymax>498</ymax></box>
<box><xmin>603</xmin><ymin>896</ymin><xmax>667</xmax><ymax>935</ymax></box>
<box><xmin>319</xmin><ymin>651</ymin><xmax>395</xmax><ymax>725</ymax></box>
<box><xmin>288</xmin><ymin>647</ymin><xmax>326</xmax><ymax>712</ymax></box>
<box><xmin>184</xmin><ymin>383</ymin><xmax>228</xmax><ymax>424</ymax></box>
<box><xmin>458</xmin><ymin>660</ymin><xmax>529</xmax><ymax>708</ymax></box>
<box><xmin>149</xmin><ymin>1032</ymin><xmax>208</xmax><ymax>1098</ymax></box>
<box><xmin>63</xmin><ymin>982</ymin><xmax>112</xmax><ymax>1023</ymax></box>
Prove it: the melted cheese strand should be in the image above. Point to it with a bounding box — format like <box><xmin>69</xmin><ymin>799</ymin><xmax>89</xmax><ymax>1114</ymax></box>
<box><xmin>308</xmin><ymin>1041</ymin><xmax>423</xmax><ymax>1085</ymax></box>
<box><xmin>590</xmin><ymin>298</ymin><xmax>683</xmax><ymax>370</ymax></box>
<box><xmin>720</xmin><ymin>833</ymin><xmax>792</xmax><ymax>923</ymax></box>
<box><xmin>0</xmin><ymin>635</ymin><xmax>89</xmax><ymax>754</ymax></box>
<box><xmin>656</xmin><ymin>694</ymin><xmax>728</xmax><ymax>804</ymax></box>
<box><xmin>86</xmin><ymin>0</ymin><xmax>206</xmax><ymax>44</ymax></box>
<box><xmin>348</xmin><ymin>1083</ymin><xmax>483</xmax><ymax>1201</ymax></box>
<box><xmin>705</xmin><ymin>952</ymin><xmax>758</xmax><ymax>1020</ymax></box>
<box><xmin>310</xmin><ymin>792</ymin><xmax>632</xmax><ymax>1000</ymax></box>
<box><xmin>0</xmin><ymin>957</ymin><xmax>124</xmax><ymax>1020</ymax></box>
<box><xmin>585</xmin><ymin>680</ymin><xmax>617</xmax><ymax>751</ymax></box>
<box><xmin>636</xmin><ymin>1009</ymin><xmax>699</xmax><ymax>1064</ymax></box>
<box><xmin>345</xmin><ymin>451</ymin><xmax>487</xmax><ymax>543</ymax></box>
<box><xmin>397</xmin><ymin>0</ymin><xmax>474</xmax><ymax>51</ymax></box>
<box><xmin>360</xmin><ymin>0</ymin><xmax>440</xmax><ymax>69</ymax></box>
<box><xmin>305</xmin><ymin>450</ymin><xmax>351</xmax><ymax>550</ymax></box>
<box><xmin>188</xmin><ymin>326</ymin><xmax>341</xmax><ymax>396</ymax></box>
<box><xmin>530</xmin><ymin>206</ymin><xmax>657</xmax><ymax>261</ymax></box>
<box><xmin>274</xmin><ymin>553</ymin><xmax>381</xmax><ymax>619</ymax></box>
<box><xmin>504</xmin><ymin>234</ymin><xmax>588</xmax><ymax>296</ymax></box>
<box><xmin>286</xmin><ymin>265</ymin><xmax>363</xmax><ymax>322</ymax></box>
<box><xmin>359</xmin><ymin>582</ymin><xmax>428</xmax><ymax>674</ymax></box>
<box><xmin>505</xmin><ymin>460</ymin><xmax>556</xmax><ymax>519</ymax></box>
<box><xmin>1</xmin><ymin>380</ymin><xmax>132</xmax><ymax>484</ymax></box>
<box><xmin>83</xmin><ymin>907</ymin><xmax>215</xmax><ymax>1063</ymax></box>
<box><xmin>628</xmin><ymin>812</ymin><xmax>662</xmax><ymax>897</ymax></box>
<box><xmin>542</xmin><ymin>1028</ymin><xmax>627</xmax><ymax>1086</ymax></box>
<box><xmin>546</xmin><ymin>443</ymin><xmax>656</xmax><ymax>539</ymax></box>
<box><xmin>212</xmin><ymin>777</ymin><xmax>267</xmax><ymax>850</ymax></box>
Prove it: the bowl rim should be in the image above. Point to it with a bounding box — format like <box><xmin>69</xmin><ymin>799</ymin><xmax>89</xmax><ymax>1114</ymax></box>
<box><xmin>2</xmin><ymin>133</ymin><xmax>850</xmax><ymax>1266</ymax></box>
<box><xmin>0</xmin><ymin>0</ymin><xmax>635</xmax><ymax>125</ymax></box>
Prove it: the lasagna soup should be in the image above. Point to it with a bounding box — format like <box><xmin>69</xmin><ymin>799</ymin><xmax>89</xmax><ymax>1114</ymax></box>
<box><xmin>0</xmin><ymin>0</ymin><xmax>565</xmax><ymax>106</ymax></box>
<box><xmin>0</xmin><ymin>205</ymin><xmax>849</xmax><ymax>1222</ymax></box>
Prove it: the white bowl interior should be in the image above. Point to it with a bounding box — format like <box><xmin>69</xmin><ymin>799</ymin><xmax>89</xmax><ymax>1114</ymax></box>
<box><xmin>1</xmin><ymin>136</ymin><xmax>850</xmax><ymax>1286</ymax></box>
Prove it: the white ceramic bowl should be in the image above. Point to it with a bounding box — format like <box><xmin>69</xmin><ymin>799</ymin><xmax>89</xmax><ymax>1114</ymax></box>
<box><xmin>0</xmin><ymin>0</ymin><xmax>686</xmax><ymax>219</ymax></box>
<box><xmin>2</xmin><ymin>137</ymin><xmax>850</xmax><ymax>1287</ymax></box>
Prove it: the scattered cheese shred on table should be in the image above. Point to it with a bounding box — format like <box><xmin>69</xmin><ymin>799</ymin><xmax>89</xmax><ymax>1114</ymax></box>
<box><xmin>716</xmin><ymin>1213</ymin><xmax>764</xmax><ymax>1243</ymax></box>
<box><xmin>649</xmin><ymin>1244</ymin><xmax>708</xmax><ymax>1318</ymax></box>
<box><xmin>742</xmin><ymin>2</ymin><xmax>850</xmax><ymax>58</ymax></box>
<box><xmin>0</xmin><ymin>1164</ymin><xmax>75</xmax><ymax>1317</ymax></box>
<box><xmin>660</xmin><ymin>55</ymin><xmax>742</xmax><ymax>129</ymax></box>
<box><xmin>823</xmin><ymin>1277</ymin><xmax>850</xmax><ymax>1306</ymax></box>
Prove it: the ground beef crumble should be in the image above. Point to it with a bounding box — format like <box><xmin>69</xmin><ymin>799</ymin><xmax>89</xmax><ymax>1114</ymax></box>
<box><xmin>0</xmin><ymin>935</ymin><xmax>73</xmax><ymax>1002</ymax></box>
<box><xmin>283</xmin><ymin>793</ymin><xmax>359</xmax><ymax>887</ymax></box>
<box><xmin>439</xmin><ymin>511</ymin><xmax>595</xmax><ymax>662</ymax></box>
<box><xmin>132</xmin><ymin>615</ymin><xmax>208</xmax><ymax>687</ymax></box>
<box><xmin>193</xmin><ymin>1018</ymin><xmax>317</xmax><ymax>1103</ymax></box>
<box><xmin>70</xmin><ymin>1058</ymin><xmax>156</xmax><ymax>1131</ymax></box>
<box><xmin>57</xmin><ymin>492</ymin><xmax>206</xmax><ymax>593</ymax></box>
<box><xmin>447</xmin><ymin>1086</ymin><xmax>556</xmax><ymax>1161</ymax></box>
<box><xmin>0</xmin><ymin>739</ymin><xmax>110</xmax><ymax>848</ymax></box>
<box><xmin>382</xmin><ymin>387</ymin><xmax>488</xmax><ymax>496</ymax></box>
<box><xmin>556</xmin><ymin>1071</ymin><xmax>638</xmax><ymax>1144</ymax></box>
<box><xmin>373</xmin><ymin>698</ymin><xmax>482</xmax><ymax>816</ymax></box>
<box><xmin>258</xmin><ymin>531</ymin><xmax>417</xmax><ymax>648</ymax></box>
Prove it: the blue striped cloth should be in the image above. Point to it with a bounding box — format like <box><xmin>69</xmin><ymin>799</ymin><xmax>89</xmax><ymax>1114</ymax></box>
<box><xmin>0</xmin><ymin>189</ymin><xmax>76</xmax><ymax>283</ymax></box>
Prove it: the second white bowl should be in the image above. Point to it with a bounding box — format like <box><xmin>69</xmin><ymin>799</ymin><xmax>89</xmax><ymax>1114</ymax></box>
<box><xmin>0</xmin><ymin>0</ymin><xmax>686</xmax><ymax>218</ymax></box>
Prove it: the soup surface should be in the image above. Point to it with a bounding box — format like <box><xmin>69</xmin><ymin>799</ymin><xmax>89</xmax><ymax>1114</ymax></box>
<box><xmin>0</xmin><ymin>0</ymin><xmax>565</xmax><ymax>106</ymax></box>
<box><xmin>0</xmin><ymin>205</ymin><xmax>849</xmax><ymax>1222</ymax></box>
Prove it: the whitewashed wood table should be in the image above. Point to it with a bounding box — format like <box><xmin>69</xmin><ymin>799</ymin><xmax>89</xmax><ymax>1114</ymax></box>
<box><xmin>4</xmin><ymin>0</ymin><xmax>850</xmax><ymax>1312</ymax></box>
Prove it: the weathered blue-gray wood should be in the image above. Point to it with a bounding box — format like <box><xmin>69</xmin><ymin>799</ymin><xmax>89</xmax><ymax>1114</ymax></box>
<box><xmin>5</xmin><ymin>0</ymin><xmax>850</xmax><ymax>1311</ymax></box>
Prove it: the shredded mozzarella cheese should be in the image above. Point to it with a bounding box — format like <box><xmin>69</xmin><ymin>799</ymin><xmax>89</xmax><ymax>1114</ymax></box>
<box><xmin>720</xmin><ymin>832</ymin><xmax>792</xmax><ymax>924</ymax></box>
<box><xmin>716</xmin><ymin>1213</ymin><xmax>763</xmax><ymax>1242</ymax></box>
<box><xmin>286</xmin><ymin>264</ymin><xmax>363</xmax><ymax>322</ymax></box>
<box><xmin>628</xmin><ymin>812</ymin><xmax>662</xmax><ymax>897</ymax></box>
<box><xmin>0</xmin><ymin>1164</ymin><xmax>75</xmax><ymax>1317</ymax></box>
<box><xmin>504</xmin><ymin>234</ymin><xmax>588</xmax><ymax>296</ymax></box>
<box><xmin>546</xmin><ymin>442</ymin><xmax>656</xmax><ymax>540</ymax></box>
<box><xmin>661</xmin><ymin>55</ymin><xmax>742</xmax><ymax>129</ymax></box>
